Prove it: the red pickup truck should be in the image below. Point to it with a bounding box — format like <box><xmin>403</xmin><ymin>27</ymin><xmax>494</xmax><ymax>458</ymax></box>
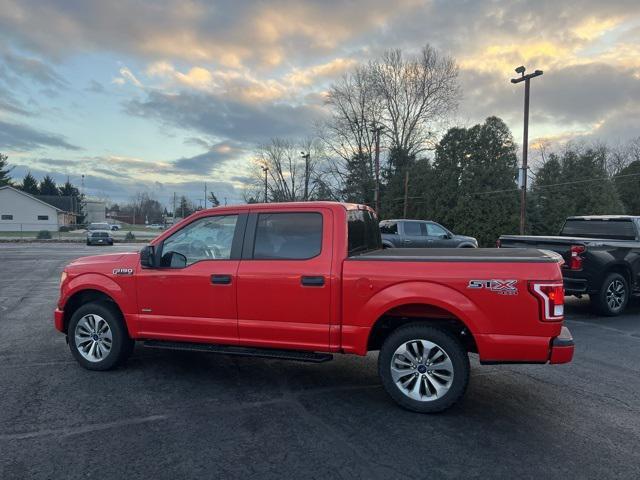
<box><xmin>55</xmin><ymin>202</ymin><xmax>574</xmax><ymax>412</ymax></box>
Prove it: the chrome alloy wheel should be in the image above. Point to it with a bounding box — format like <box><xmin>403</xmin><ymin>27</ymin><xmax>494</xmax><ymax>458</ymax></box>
<box><xmin>391</xmin><ymin>339</ymin><xmax>454</xmax><ymax>401</ymax></box>
<box><xmin>606</xmin><ymin>279</ymin><xmax>626</xmax><ymax>312</ymax></box>
<box><xmin>74</xmin><ymin>314</ymin><xmax>113</xmax><ymax>362</ymax></box>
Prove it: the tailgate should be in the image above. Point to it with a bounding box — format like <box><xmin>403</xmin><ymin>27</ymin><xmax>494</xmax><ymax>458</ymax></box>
<box><xmin>499</xmin><ymin>236</ymin><xmax>578</xmax><ymax>264</ymax></box>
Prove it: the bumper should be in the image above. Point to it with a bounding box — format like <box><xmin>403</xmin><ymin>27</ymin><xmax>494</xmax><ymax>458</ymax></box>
<box><xmin>54</xmin><ymin>308</ymin><xmax>65</xmax><ymax>332</ymax></box>
<box><xmin>549</xmin><ymin>326</ymin><xmax>574</xmax><ymax>364</ymax></box>
<box><xmin>563</xmin><ymin>276</ymin><xmax>589</xmax><ymax>294</ymax></box>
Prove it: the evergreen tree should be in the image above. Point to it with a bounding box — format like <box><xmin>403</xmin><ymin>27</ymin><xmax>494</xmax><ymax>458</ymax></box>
<box><xmin>39</xmin><ymin>175</ymin><xmax>59</xmax><ymax>196</ymax></box>
<box><xmin>427</xmin><ymin>117</ymin><xmax>519</xmax><ymax>245</ymax></box>
<box><xmin>528</xmin><ymin>154</ymin><xmax>567</xmax><ymax>234</ymax></box>
<box><xmin>614</xmin><ymin>160</ymin><xmax>640</xmax><ymax>215</ymax></box>
<box><xmin>342</xmin><ymin>153</ymin><xmax>375</xmax><ymax>207</ymax></box>
<box><xmin>560</xmin><ymin>147</ymin><xmax>622</xmax><ymax>216</ymax></box>
<box><xmin>451</xmin><ymin>117</ymin><xmax>519</xmax><ymax>246</ymax></box>
<box><xmin>20</xmin><ymin>172</ymin><xmax>40</xmax><ymax>195</ymax></box>
<box><xmin>381</xmin><ymin>147</ymin><xmax>416</xmax><ymax>219</ymax></box>
<box><xmin>177</xmin><ymin>196</ymin><xmax>195</xmax><ymax>217</ymax></box>
<box><xmin>208</xmin><ymin>191</ymin><xmax>220</xmax><ymax>207</ymax></box>
<box><xmin>0</xmin><ymin>153</ymin><xmax>12</xmax><ymax>186</ymax></box>
<box><xmin>403</xmin><ymin>158</ymin><xmax>435</xmax><ymax>220</ymax></box>
<box><xmin>429</xmin><ymin>127</ymin><xmax>467</xmax><ymax>229</ymax></box>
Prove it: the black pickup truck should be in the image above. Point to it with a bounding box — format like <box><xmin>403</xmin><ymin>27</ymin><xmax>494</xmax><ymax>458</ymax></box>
<box><xmin>499</xmin><ymin>215</ymin><xmax>640</xmax><ymax>316</ymax></box>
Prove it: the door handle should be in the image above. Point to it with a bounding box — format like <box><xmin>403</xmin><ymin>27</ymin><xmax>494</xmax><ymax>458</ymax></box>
<box><xmin>211</xmin><ymin>274</ymin><xmax>232</xmax><ymax>285</ymax></box>
<box><xmin>301</xmin><ymin>276</ymin><xmax>325</xmax><ymax>287</ymax></box>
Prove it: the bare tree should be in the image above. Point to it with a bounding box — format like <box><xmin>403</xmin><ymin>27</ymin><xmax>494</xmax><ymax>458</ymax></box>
<box><xmin>248</xmin><ymin>138</ymin><xmax>326</xmax><ymax>202</ymax></box>
<box><xmin>371</xmin><ymin>45</ymin><xmax>460</xmax><ymax>156</ymax></box>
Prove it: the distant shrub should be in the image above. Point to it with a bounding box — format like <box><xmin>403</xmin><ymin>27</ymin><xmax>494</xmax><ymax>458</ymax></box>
<box><xmin>124</xmin><ymin>231</ymin><xmax>135</xmax><ymax>241</ymax></box>
<box><xmin>37</xmin><ymin>230</ymin><xmax>52</xmax><ymax>239</ymax></box>
<box><xmin>59</xmin><ymin>226</ymin><xmax>71</xmax><ymax>232</ymax></box>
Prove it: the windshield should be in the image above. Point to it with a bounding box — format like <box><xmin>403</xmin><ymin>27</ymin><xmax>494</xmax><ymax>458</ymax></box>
<box><xmin>89</xmin><ymin>223</ymin><xmax>110</xmax><ymax>230</ymax></box>
<box><xmin>348</xmin><ymin>209</ymin><xmax>382</xmax><ymax>256</ymax></box>
<box><xmin>560</xmin><ymin>219</ymin><xmax>637</xmax><ymax>240</ymax></box>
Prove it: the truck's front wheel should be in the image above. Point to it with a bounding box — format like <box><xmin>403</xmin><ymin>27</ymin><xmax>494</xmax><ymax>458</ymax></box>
<box><xmin>378</xmin><ymin>325</ymin><xmax>469</xmax><ymax>413</ymax></box>
<box><xmin>68</xmin><ymin>301</ymin><xmax>134</xmax><ymax>371</ymax></box>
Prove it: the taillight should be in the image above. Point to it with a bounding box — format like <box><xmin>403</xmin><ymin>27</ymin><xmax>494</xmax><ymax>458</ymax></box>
<box><xmin>529</xmin><ymin>282</ymin><xmax>564</xmax><ymax>321</ymax></box>
<box><xmin>569</xmin><ymin>244</ymin><xmax>585</xmax><ymax>270</ymax></box>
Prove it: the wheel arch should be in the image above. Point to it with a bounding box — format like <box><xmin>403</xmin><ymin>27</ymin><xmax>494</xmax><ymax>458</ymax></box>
<box><xmin>355</xmin><ymin>281</ymin><xmax>486</xmax><ymax>355</ymax></box>
<box><xmin>62</xmin><ymin>288</ymin><xmax>126</xmax><ymax>335</ymax></box>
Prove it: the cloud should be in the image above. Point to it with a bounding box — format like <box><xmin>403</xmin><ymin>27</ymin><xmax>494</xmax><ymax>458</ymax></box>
<box><xmin>0</xmin><ymin>50</ymin><xmax>68</xmax><ymax>88</ymax></box>
<box><xmin>0</xmin><ymin>120</ymin><xmax>80</xmax><ymax>151</ymax></box>
<box><xmin>112</xmin><ymin>66</ymin><xmax>143</xmax><ymax>87</ymax></box>
<box><xmin>173</xmin><ymin>141</ymin><xmax>246</xmax><ymax>174</ymax></box>
<box><xmin>0</xmin><ymin>85</ymin><xmax>30</xmax><ymax>115</ymax></box>
<box><xmin>85</xmin><ymin>79</ymin><xmax>105</xmax><ymax>93</ymax></box>
<box><xmin>125</xmin><ymin>89</ymin><xmax>327</xmax><ymax>143</ymax></box>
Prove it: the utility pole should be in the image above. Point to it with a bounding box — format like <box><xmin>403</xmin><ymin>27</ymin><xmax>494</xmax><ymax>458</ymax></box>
<box><xmin>403</xmin><ymin>169</ymin><xmax>409</xmax><ymax>218</ymax></box>
<box><xmin>370</xmin><ymin>125</ymin><xmax>384</xmax><ymax>214</ymax></box>
<box><xmin>511</xmin><ymin>66</ymin><xmax>543</xmax><ymax>235</ymax></box>
<box><xmin>224</xmin><ymin>197</ymin><xmax>227</xmax><ymax>206</ymax></box>
<box><xmin>261</xmin><ymin>166</ymin><xmax>269</xmax><ymax>203</ymax></box>
<box><xmin>301</xmin><ymin>151</ymin><xmax>311</xmax><ymax>200</ymax></box>
<box><xmin>204</xmin><ymin>182</ymin><xmax>207</xmax><ymax>209</ymax></box>
<box><xmin>172</xmin><ymin>192</ymin><xmax>176</xmax><ymax>222</ymax></box>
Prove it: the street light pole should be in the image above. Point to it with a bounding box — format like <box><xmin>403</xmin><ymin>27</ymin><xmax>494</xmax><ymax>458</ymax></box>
<box><xmin>261</xmin><ymin>166</ymin><xmax>269</xmax><ymax>203</ymax></box>
<box><xmin>370</xmin><ymin>125</ymin><xmax>384</xmax><ymax>214</ymax></box>
<box><xmin>511</xmin><ymin>66</ymin><xmax>543</xmax><ymax>235</ymax></box>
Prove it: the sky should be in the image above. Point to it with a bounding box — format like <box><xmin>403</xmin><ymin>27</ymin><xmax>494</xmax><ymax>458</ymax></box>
<box><xmin>1</xmin><ymin>0</ymin><xmax>639</xmax><ymax>206</ymax></box>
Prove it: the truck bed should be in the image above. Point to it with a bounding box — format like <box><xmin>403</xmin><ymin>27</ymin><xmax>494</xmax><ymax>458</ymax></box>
<box><xmin>349</xmin><ymin>247</ymin><xmax>561</xmax><ymax>263</ymax></box>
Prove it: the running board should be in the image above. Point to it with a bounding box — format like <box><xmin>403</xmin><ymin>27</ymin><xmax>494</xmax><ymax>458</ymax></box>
<box><xmin>143</xmin><ymin>340</ymin><xmax>333</xmax><ymax>363</ymax></box>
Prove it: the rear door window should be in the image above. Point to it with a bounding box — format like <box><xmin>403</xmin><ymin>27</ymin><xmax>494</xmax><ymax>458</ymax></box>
<box><xmin>560</xmin><ymin>219</ymin><xmax>637</xmax><ymax>240</ymax></box>
<box><xmin>253</xmin><ymin>212</ymin><xmax>322</xmax><ymax>259</ymax></box>
<box><xmin>403</xmin><ymin>222</ymin><xmax>426</xmax><ymax>236</ymax></box>
<box><xmin>380</xmin><ymin>221</ymin><xmax>398</xmax><ymax>234</ymax></box>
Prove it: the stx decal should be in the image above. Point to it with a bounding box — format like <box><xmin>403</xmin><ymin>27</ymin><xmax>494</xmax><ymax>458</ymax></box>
<box><xmin>467</xmin><ymin>279</ymin><xmax>518</xmax><ymax>295</ymax></box>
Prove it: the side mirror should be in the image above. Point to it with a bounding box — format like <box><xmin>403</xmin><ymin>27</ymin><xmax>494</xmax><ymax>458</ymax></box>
<box><xmin>161</xmin><ymin>251</ymin><xmax>187</xmax><ymax>268</ymax></box>
<box><xmin>140</xmin><ymin>245</ymin><xmax>156</xmax><ymax>268</ymax></box>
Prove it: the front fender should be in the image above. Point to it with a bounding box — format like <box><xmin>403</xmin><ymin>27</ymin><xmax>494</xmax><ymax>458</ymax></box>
<box><xmin>61</xmin><ymin>273</ymin><xmax>135</xmax><ymax>317</ymax></box>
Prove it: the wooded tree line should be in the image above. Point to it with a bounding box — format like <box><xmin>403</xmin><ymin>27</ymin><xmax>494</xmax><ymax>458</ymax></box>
<box><xmin>246</xmin><ymin>44</ymin><xmax>640</xmax><ymax>246</ymax></box>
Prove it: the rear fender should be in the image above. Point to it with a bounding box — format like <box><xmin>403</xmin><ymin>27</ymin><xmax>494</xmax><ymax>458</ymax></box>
<box><xmin>347</xmin><ymin>281</ymin><xmax>487</xmax><ymax>355</ymax></box>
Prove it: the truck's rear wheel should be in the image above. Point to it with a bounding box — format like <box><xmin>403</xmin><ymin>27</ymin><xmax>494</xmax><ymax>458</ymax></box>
<box><xmin>68</xmin><ymin>301</ymin><xmax>134</xmax><ymax>370</ymax></box>
<box><xmin>591</xmin><ymin>272</ymin><xmax>629</xmax><ymax>316</ymax></box>
<box><xmin>378</xmin><ymin>325</ymin><xmax>469</xmax><ymax>413</ymax></box>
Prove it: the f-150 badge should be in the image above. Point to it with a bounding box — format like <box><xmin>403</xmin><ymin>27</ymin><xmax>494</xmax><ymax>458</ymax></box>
<box><xmin>468</xmin><ymin>279</ymin><xmax>518</xmax><ymax>295</ymax></box>
<box><xmin>113</xmin><ymin>268</ymin><xmax>134</xmax><ymax>275</ymax></box>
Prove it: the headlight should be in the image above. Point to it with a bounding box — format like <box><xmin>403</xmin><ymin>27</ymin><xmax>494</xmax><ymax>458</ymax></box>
<box><xmin>60</xmin><ymin>271</ymin><xmax>67</xmax><ymax>287</ymax></box>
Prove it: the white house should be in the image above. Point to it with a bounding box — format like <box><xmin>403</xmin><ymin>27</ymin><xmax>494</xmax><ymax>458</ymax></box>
<box><xmin>0</xmin><ymin>186</ymin><xmax>62</xmax><ymax>232</ymax></box>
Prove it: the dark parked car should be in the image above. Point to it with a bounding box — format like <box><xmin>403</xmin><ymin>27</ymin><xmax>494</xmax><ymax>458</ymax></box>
<box><xmin>86</xmin><ymin>230</ymin><xmax>113</xmax><ymax>246</ymax></box>
<box><xmin>380</xmin><ymin>219</ymin><xmax>477</xmax><ymax>248</ymax></box>
<box><xmin>499</xmin><ymin>215</ymin><xmax>640</xmax><ymax>316</ymax></box>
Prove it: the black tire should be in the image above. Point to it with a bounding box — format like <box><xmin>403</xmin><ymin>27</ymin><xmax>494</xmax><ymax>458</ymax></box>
<box><xmin>68</xmin><ymin>301</ymin><xmax>134</xmax><ymax>371</ymax></box>
<box><xmin>590</xmin><ymin>272</ymin><xmax>629</xmax><ymax>316</ymax></box>
<box><xmin>378</xmin><ymin>324</ymin><xmax>470</xmax><ymax>413</ymax></box>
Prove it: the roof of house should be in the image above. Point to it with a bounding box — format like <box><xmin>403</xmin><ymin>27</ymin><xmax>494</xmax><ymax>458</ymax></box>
<box><xmin>0</xmin><ymin>185</ymin><xmax>62</xmax><ymax>212</ymax></box>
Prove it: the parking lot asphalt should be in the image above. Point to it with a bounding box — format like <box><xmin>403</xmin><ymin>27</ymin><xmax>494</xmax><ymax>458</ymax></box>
<box><xmin>1</xmin><ymin>243</ymin><xmax>639</xmax><ymax>479</ymax></box>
